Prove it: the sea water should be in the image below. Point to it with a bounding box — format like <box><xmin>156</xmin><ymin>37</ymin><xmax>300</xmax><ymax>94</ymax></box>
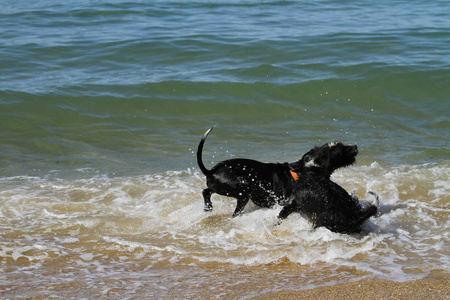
<box><xmin>1</xmin><ymin>0</ymin><xmax>449</xmax><ymax>298</ymax></box>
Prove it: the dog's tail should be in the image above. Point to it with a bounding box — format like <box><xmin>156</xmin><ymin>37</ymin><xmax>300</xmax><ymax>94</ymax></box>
<box><xmin>197</xmin><ymin>126</ymin><xmax>215</xmax><ymax>176</ymax></box>
<box><xmin>368</xmin><ymin>191</ymin><xmax>380</xmax><ymax>207</ymax></box>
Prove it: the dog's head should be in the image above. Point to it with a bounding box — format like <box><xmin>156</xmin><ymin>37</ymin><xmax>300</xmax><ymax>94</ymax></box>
<box><xmin>294</xmin><ymin>142</ymin><xmax>358</xmax><ymax>175</ymax></box>
<box><xmin>326</xmin><ymin>141</ymin><xmax>358</xmax><ymax>173</ymax></box>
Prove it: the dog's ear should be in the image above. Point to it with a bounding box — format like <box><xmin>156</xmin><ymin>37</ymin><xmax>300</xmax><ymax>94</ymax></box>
<box><xmin>289</xmin><ymin>161</ymin><xmax>302</xmax><ymax>171</ymax></box>
<box><xmin>315</xmin><ymin>148</ymin><xmax>330</xmax><ymax>168</ymax></box>
<box><xmin>302</xmin><ymin>147</ymin><xmax>331</xmax><ymax>169</ymax></box>
<box><xmin>303</xmin><ymin>154</ymin><xmax>316</xmax><ymax>167</ymax></box>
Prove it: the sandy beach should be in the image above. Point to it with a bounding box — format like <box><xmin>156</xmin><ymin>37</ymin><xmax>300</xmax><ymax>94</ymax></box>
<box><xmin>256</xmin><ymin>271</ymin><xmax>449</xmax><ymax>300</ymax></box>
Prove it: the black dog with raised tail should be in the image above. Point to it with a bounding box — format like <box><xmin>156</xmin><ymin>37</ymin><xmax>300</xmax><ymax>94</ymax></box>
<box><xmin>197</xmin><ymin>126</ymin><xmax>359</xmax><ymax>217</ymax></box>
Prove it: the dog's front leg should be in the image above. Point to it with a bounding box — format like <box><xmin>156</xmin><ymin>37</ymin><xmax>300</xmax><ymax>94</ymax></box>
<box><xmin>232</xmin><ymin>198</ymin><xmax>250</xmax><ymax>217</ymax></box>
<box><xmin>275</xmin><ymin>202</ymin><xmax>297</xmax><ymax>225</ymax></box>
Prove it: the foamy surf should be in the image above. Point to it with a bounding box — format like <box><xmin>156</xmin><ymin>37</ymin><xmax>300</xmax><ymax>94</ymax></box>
<box><xmin>0</xmin><ymin>163</ymin><xmax>449</xmax><ymax>271</ymax></box>
<box><xmin>1</xmin><ymin>162</ymin><xmax>448</xmax><ymax>283</ymax></box>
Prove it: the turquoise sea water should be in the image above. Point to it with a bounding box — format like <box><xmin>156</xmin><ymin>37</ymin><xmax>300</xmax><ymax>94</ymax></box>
<box><xmin>1</xmin><ymin>1</ymin><xmax>449</xmax><ymax>298</ymax></box>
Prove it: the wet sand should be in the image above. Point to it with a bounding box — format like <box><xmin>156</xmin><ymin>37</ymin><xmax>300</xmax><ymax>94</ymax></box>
<box><xmin>255</xmin><ymin>271</ymin><xmax>449</xmax><ymax>300</ymax></box>
<box><xmin>1</xmin><ymin>267</ymin><xmax>448</xmax><ymax>299</ymax></box>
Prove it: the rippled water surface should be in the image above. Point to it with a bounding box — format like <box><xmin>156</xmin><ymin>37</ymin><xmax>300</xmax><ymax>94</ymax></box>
<box><xmin>1</xmin><ymin>0</ymin><xmax>449</xmax><ymax>298</ymax></box>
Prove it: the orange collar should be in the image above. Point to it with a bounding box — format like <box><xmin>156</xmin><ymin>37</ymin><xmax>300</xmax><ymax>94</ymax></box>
<box><xmin>290</xmin><ymin>170</ymin><xmax>299</xmax><ymax>181</ymax></box>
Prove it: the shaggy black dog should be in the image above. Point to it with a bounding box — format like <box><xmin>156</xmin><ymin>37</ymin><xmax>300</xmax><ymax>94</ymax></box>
<box><xmin>277</xmin><ymin>144</ymin><xmax>379</xmax><ymax>234</ymax></box>
<box><xmin>197</xmin><ymin>126</ymin><xmax>359</xmax><ymax>217</ymax></box>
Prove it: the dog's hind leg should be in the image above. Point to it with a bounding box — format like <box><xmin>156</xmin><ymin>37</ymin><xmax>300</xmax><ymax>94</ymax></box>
<box><xmin>358</xmin><ymin>204</ymin><xmax>378</xmax><ymax>223</ymax></box>
<box><xmin>232</xmin><ymin>197</ymin><xmax>250</xmax><ymax>218</ymax></box>
<box><xmin>343</xmin><ymin>204</ymin><xmax>378</xmax><ymax>232</ymax></box>
<box><xmin>202</xmin><ymin>188</ymin><xmax>213</xmax><ymax>212</ymax></box>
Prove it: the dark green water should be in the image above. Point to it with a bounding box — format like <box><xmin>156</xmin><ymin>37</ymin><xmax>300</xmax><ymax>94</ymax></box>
<box><xmin>1</xmin><ymin>0</ymin><xmax>449</xmax><ymax>176</ymax></box>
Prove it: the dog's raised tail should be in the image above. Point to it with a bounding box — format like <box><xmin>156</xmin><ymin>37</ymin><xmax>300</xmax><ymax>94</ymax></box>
<box><xmin>368</xmin><ymin>191</ymin><xmax>380</xmax><ymax>207</ymax></box>
<box><xmin>197</xmin><ymin>126</ymin><xmax>215</xmax><ymax>176</ymax></box>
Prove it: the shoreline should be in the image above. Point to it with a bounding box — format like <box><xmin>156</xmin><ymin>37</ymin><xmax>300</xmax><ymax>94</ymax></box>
<box><xmin>1</xmin><ymin>266</ymin><xmax>448</xmax><ymax>298</ymax></box>
<box><xmin>255</xmin><ymin>271</ymin><xmax>449</xmax><ymax>300</ymax></box>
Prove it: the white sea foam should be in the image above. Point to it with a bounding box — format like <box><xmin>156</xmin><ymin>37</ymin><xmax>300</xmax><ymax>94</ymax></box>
<box><xmin>0</xmin><ymin>162</ymin><xmax>448</xmax><ymax>291</ymax></box>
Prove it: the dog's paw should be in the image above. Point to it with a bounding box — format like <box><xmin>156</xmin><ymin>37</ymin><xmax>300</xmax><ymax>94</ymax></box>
<box><xmin>232</xmin><ymin>211</ymin><xmax>243</xmax><ymax>218</ymax></box>
<box><xmin>273</xmin><ymin>218</ymin><xmax>283</xmax><ymax>228</ymax></box>
<box><xmin>204</xmin><ymin>204</ymin><xmax>213</xmax><ymax>212</ymax></box>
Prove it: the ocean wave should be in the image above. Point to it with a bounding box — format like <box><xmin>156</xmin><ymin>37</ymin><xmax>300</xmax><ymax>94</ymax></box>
<box><xmin>1</xmin><ymin>162</ymin><xmax>448</xmax><ymax>283</ymax></box>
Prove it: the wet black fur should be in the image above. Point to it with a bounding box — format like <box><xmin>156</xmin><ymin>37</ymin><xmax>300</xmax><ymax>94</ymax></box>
<box><xmin>277</xmin><ymin>144</ymin><xmax>378</xmax><ymax>234</ymax></box>
<box><xmin>197</xmin><ymin>126</ymin><xmax>359</xmax><ymax>217</ymax></box>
